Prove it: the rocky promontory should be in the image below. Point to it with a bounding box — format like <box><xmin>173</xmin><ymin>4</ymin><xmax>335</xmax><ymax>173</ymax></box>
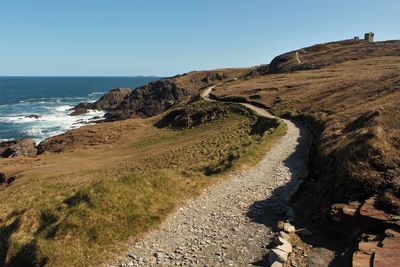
<box><xmin>70</xmin><ymin>87</ymin><xmax>132</xmax><ymax>116</ymax></box>
<box><xmin>105</xmin><ymin>70</ymin><xmax>250</xmax><ymax>120</ymax></box>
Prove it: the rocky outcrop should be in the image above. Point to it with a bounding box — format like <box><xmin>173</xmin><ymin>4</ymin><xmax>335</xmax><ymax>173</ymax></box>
<box><xmin>105</xmin><ymin>71</ymin><xmax>242</xmax><ymax>121</ymax></box>
<box><xmin>352</xmin><ymin>229</ymin><xmax>400</xmax><ymax>267</ymax></box>
<box><xmin>0</xmin><ymin>139</ymin><xmax>37</xmax><ymax>158</ymax></box>
<box><xmin>106</xmin><ymin>79</ymin><xmax>189</xmax><ymax>120</ymax></box>
<box><xmin>70</xmin><ymin>88</ymin><xmax>131</xmax><ymax>116</ymax></box>
<box><xmin>154</xmin><ymin>101</ymin><xmax>252</xmax><ymax>129</ymax></box>
<box><xmin>331</xmin><ymin>196</ymin><xmax>400</xmax><ymax>232</ymax></box>
<box><xmin>25</xmin><ymin>114</ymin><xmax>41</xmax><ymax>119</ymax></box>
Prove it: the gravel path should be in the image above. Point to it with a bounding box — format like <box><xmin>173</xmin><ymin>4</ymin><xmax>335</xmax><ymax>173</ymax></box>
<box><xmin>111</xmin><ymin>86</ymin><xmax>312</xmax><ymax>266</ymax></box>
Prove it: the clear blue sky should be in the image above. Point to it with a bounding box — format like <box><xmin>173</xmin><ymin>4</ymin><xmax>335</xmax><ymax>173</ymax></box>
<box><xmin>1</xmin><ymin>0</ymin><xmax>399</xmax><ymax>76</ymax></box>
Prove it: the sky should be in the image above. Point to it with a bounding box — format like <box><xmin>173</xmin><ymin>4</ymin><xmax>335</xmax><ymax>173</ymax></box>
<box><xmin>0</xmin><ymin>0</ymin><xmax>399</xmax><ymax>76</ymax></box>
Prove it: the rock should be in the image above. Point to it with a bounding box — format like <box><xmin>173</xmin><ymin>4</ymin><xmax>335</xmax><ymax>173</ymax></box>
<box><xmin>358</xmin><ymin>241</ymin><xmax>379</xmax><ymax>253</ymax></box>
<box><xmin>274</xmin><ymin>236</ymin><xmax>292</xmax><ymax>253</ymax></box>
<box><xmin>375</xmin><ymin>237</ymin><xmax>400</xmax><ymax>266</ymax></box>
<box><xmin>296</xmin><ymin>228</ymin><xmax>313</xmax><ymax>237</ymax></box>
<box><xmin>279</xmin><ymin>231</ymin><xmax>291</xmax><ymax>242</ymax></box>
<box><xmin>6</xmin><ymin>176</ymin><xmax>16</xmax><ymax>184</ymax></box>
<box><xmin>308</xmin><ymin>247</ymin><xmax>336</xmax><ymax>267</ymax></box>
<box><xmin>0</xmin><ymin>139</ymin><xmax>37</xmax><ymax>158</ymax></box>
<box><xmin>360</xmin><ymin>196</ymin><xmax>392</xmax><ymax>222</ymax></box>
<box><xmin>277</xmin><ymin>220</ymin><xmax>285</xmax><ymax>230</ymax></box>
<box><xmin>70</xmin><ymin>88</ymin><xmax>131</xmax><ymax>116</ymax></box>
<box><xmin>271</xmin><ymin>261</ymin><xmax>283</xmax><ymax>267</ymax></box>
<box><xmin>25</xmin><ymin>114</ymin><xmax>41</xmax><ymax>119</ymax></box>
<box><xmin>283</xmin><ymin>222</ymin><xmax>295</xmax><ymax>233</ymax></box>
<box><xmin>353</xmin><ymin>251</ymin><xmax>372</xmax><ymax>267</ymax></box>
<box><xmin>70</xmin><ymin>107</ymin><xmax>90</xmax><ymax>116</ymax></box>
<box><xmin>0</xmin><ymin>172</ymin><xmax>6</xmax><ymax>183</ymax></box>
<box><xmin>153</xmin><ymin>252</ymin><xmax>164</xmax><ymax>259</ymax></box>
<box><xmin>385</xmin><ymin>228</ymin><xmax>400</xmax><ymax>237</ymax></box>
<box><xmin>331</xmin><ymin>201</ymin><xmax>362</xmax><ymax>218</ymax></box>
<box><xmin>269</xmin><ymin>248</ymin><xmax>288</xmax><ymax>264</ymax></box>
<box><xmin>353</xmin><ymin>235</ymin><xmax>400</xmax><ymax>267</ymax></box>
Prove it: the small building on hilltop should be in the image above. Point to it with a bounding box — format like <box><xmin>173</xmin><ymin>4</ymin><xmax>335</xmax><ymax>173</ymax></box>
<box><xmin>364</xmin><ymin>32</ymin><xmax>374</xmax><ymax>42</ymax></box>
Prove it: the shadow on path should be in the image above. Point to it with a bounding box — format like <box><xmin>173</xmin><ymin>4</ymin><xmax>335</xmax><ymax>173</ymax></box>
<box><xmin>246</xmin><ymin>121</ymin><xmax>353</xmax><ymax>267</ymax></box>
<box><xmin>246</xmin><ymin>121</ymin><xmax>311</xmax><ymax>266</ymax></box>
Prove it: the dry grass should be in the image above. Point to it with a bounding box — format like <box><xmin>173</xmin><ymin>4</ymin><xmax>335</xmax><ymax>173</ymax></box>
<box><xmin>213</xmin><ymin>52</ymin><xmax>400</xmax><ymax>214</ymax></box>
<box><xmin>0</xmin><ymin>100</ymin><xmax>284</xmax><ymax>266</ymax></box>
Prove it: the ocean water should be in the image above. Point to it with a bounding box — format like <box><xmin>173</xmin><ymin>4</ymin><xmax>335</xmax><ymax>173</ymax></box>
<box><xmin>0</xmin><ymin>76</ymin><xmax>158</xmax><ymax>142</ymax></box>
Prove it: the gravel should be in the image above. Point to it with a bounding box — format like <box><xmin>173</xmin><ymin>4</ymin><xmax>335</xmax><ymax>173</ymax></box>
<box><xmin>109</xmin><ymin>86</ymin><xmax>312</xmax><ymax>266</ymax></box>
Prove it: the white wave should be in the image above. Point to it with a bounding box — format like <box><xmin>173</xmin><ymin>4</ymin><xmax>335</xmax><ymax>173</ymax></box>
<box><xmin>22</xmin><ymin>128</ymin><xmax>43</xmax><ymax>136</ymax></box>
<box><xmin>0</xmin><ymin>116</ymin><xmax>38</xmax><ymax>124</ymax></box>
<box><xmin>88</xmin><ymin>91</ymin><xmax>106</xmax><ymax>96</ymax></box>
<box><xmin>55</xmin><ymin>105</ymin><xmax>73</xmax><ymax>112</ymax></box>
<box><xmin>0</xmin><ymin>97</ymin><xmax>106</xmax><ymax>142</ymax></box>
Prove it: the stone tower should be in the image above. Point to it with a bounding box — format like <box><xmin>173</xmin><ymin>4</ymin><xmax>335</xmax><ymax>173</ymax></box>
<box><xmin>364</xmin><ymin>32</ymin><xmax>374</xmax><ymax>42</ymax></box>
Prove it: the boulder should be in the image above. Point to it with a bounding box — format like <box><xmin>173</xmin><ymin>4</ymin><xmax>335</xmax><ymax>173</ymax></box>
<box><xmin>0</xmin><ymin>139</ymin><xmax>37</xmax><ymax>158</ymax></box>
<box><xmin>25</xmin><ymin>114</ymin><xmax>41</xmax><ymax>119</ymax></box>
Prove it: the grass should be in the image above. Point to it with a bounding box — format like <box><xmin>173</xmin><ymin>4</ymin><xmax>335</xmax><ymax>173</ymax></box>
<box><xmin>0</xmin><ymin>99</ymin><xmax>286</xmax><ymax>266</ymax></box>
<box><xmin>213</xmin><ymin>52</ymin><xmax>400</xmax><ymax>214</ymax></box>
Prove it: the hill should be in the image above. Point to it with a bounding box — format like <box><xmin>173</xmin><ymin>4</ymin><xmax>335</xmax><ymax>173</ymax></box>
<box><xmin>212</xmin><ymin>38</ymin><xmax>400</xmax><ymax>265</ymax></box>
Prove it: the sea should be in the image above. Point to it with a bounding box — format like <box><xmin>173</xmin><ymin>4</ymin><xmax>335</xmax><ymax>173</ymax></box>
<box><xmin>0</xmin><ymin>76</ymin><xmax>159</xmax><ymax>142</ymax></box>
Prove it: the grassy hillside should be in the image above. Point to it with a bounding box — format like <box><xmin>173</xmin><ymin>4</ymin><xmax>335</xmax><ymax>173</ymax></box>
<box><xmin>0</xmin><ymin>99</ymin><xmax>285</xmax><ymax>266</ymax></box>
<box><xmin>213</xmin><ymin>40</ymin><xmax>400</xmax><ymax>220</ymax></box>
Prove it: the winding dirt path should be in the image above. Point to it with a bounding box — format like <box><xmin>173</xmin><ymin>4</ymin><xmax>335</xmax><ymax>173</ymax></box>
<box><xmin>111</xmin><ymin>86</ymin><xmax>312</xmax><ymax>266</ymax></box>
